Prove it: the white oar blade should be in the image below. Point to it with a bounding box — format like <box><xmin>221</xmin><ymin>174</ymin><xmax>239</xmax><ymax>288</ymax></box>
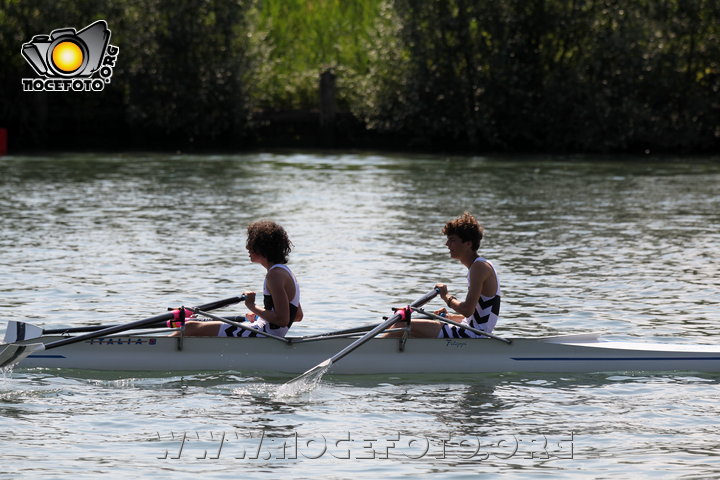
<box><xmin>296</xmin><ymin>358</ymin><xmax>332</xmax><ymax>381</ymax></box>
<box><xmin>3</xmin><ymin>321</ymin><xmax>44</xmax><ymax>343</ymax></box>
<box><xmin>0</xmin><ymin>343</ymin><xmax>45</xmax><ymax>369</ymax></box>
<box><xmin>278</xmin><ymin>358</ymin><xmax>333</xmax><ymax>396</ymax></box>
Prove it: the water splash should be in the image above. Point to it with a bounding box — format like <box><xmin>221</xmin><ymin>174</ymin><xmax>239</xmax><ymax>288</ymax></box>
<box><xmin>273</xmin><ymin>360</ymin><xmax>332</xmax><ymax>398</ymax></box>
<box><xmin>231</xmin><ymin>383</ymin><xmax>278</xmax><ymax>397</ymax></box>
<box><xmin>0</xmin><ymin>365</ymin><xmax>14</xmax><ymax>381</ymax></box>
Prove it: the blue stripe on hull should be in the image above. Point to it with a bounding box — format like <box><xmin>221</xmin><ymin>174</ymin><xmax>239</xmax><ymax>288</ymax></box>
<box><xmin>513</xmin><ymin>357</ymin><xmax>720</xmax><ymax>361</ymax></box>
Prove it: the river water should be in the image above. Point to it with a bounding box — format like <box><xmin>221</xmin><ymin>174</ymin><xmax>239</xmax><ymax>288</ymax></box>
<box><xmin>1</xmin><ymin>153</ymin><xmax>719</xmax><ymax>478</ymax></box>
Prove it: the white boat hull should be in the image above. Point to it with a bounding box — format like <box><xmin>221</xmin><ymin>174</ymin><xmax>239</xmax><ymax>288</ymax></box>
<box><xmin>15</xmin><ymin>333</ymin><xmax>720</xmax><ymax>374</ymax></box>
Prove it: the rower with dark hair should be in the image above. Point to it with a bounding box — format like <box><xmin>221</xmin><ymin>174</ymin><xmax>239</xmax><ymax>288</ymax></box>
<box><xmin>174</xmin><ymin>220</ymin><xmax>303</xmax><ymax>338</ymax></box>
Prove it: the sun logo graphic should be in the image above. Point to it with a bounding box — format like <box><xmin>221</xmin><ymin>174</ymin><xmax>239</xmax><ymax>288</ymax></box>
<box><xmin>21</xmin><ymin>20</ymin><xmax>119</xmax><ymax>92</ymax></box>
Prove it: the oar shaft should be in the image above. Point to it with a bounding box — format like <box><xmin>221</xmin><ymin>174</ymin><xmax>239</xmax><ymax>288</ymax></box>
<box><xmin>282</xmin><ymin>288</ymin><xmax>439</xmax><ymax>386</ymax></box>
<box><xmin>42</xmin><ymin>316</ymin><xmax>248</xmax><ymax>336</ymax></box>
<box><xmin>411</xmin><ymin>307</ymin><xmax>512</xmax><ymax>344</ymax></box>
<box><xmin>42</xmin><ymin>296</ymin><xmax>244</xmax><ymax>350</ymax></box>
<box><xmin>328</xmin><ymin>288</ymin><xmax>439</xmax><ymax>365</ymax></box>
<box><xmin>193</xmin><ymin>309</ymin><xmax>290</xmax><ymax>343</ymax></box>
<box><xmin>292</xmin><ymin>328</ymin><xmax>407</xmax><ymax>343</ymax></box>
<box><xmin>296</xmin><ymin>324</ymin><xmax>380</xmax><ymax>340</ymax></box>
<box><xmin>42</xmin><ymin>323</ymin><xmax>166</xmax><ymax>335</ymax></box>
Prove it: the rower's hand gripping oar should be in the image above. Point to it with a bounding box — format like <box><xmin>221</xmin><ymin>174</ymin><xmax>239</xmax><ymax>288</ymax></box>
<box><xmin>0</xmin><ymin>295</ymin><xmax>245</xmax><ymax>369</ymax></box>
<box><xmin>285</xmin><ymin>288</ymin><xmax>439</xmax><ymax>385</ymax></box>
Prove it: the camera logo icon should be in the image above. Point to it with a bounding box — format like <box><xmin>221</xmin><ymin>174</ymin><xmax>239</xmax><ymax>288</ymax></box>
<box><xmin>21</xmin><ymin>20</ymin><xmax>119</xmax><ymax>92</ymax></box>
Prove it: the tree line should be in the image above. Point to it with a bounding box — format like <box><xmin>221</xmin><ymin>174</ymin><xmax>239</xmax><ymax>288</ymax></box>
<box><xmin>1</xmin><ymin>0</ymin><xmax>718</xmax><ymax>153</ymax></box>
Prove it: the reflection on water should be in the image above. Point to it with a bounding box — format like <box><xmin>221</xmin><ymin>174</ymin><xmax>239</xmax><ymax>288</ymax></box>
<box><xmin>3</xmin><ymin>367</ymin><xmax>720</xmax><ymax>476</ymax></box>
<box><xmin>1</xmin><ymin>153</ymin><xmax>720</xmax><ymax>478</ymax></box>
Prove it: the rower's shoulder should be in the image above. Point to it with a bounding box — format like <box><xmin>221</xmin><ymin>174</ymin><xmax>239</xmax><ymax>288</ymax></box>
<box><xmin>267</xmin><ymin>264</ymin><xmax>294</xmax><ymax>282</ymax></box>
<box><xmin>470</xmin><ymin>258</ymin><xmax>494</xmax><ymax>274</ymax></box>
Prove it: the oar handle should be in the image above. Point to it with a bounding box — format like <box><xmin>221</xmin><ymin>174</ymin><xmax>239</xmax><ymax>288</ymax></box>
<box><xmin>42</xmin><ymin>295</ymin><xmax>244</xmax><ymax>351</ymax></box>
<box><xmin>195</xmin><ymin>296</ymin><xmax>246</xmax><ymax>312</ymax></box>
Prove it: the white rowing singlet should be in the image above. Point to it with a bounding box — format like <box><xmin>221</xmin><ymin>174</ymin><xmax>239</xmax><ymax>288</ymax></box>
<box><xmin>438</xmin><ymin>257</ymin><xmax>501</xmax><ymax>338</ymax></box>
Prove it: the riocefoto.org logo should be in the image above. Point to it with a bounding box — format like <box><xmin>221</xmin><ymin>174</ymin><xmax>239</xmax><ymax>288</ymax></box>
<box><xmin>21</xmin><ymin>20</ymin><xmax>119</xmax><ymax>92</ymax></box>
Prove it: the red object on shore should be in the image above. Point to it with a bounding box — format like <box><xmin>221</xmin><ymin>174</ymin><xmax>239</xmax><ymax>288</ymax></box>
<box><xmin>0</xmin><ymin>128</ymin><xmax>7</xmax><ymax>156</ymax></box>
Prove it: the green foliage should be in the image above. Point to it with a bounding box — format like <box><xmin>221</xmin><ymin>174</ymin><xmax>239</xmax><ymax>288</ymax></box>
<box><xmin>243</xmin><ymin>0</ymin><xmax>381</xmax><ymax>110</ymax></box>
<box><xmin>357</xmin><ymin>0</ymin><xmax>720</xmax><ymax>152</ymax></box>
<box><xmin>0</xmin><ymin>0</ymin><xmax>717</xmax><ymax>152</ymax></box>
<box><xmin>116</xmin><ymin>0</ymin><xmax>250</xmax><ymax>142</ymax></box>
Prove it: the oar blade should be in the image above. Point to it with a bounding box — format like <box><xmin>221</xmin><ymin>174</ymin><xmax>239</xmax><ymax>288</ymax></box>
<box><xmin>296</xmin><ymin>358</ymin><xmax>333</xmax><ymax>382</ymax></box>
<box><xmin>0</xmin><ymin>295</ymin><xmax>245</xmax><ymax>369</ymax></box>
<box><xmin>0</xmin><ymin>343</ymin><xmax>44</xmax><ymax>369</ymax></box>
<box><xmin>277</xmin><ymin>359</ymin><xmax>333</xmax><ymax>396</ymax></box>
<box><xmin>3</xmin><ymin>321</ymin><xmax>44</xmax><ymax>343</ymax></box>
<box><xmin>281</xmin><ymin>288</ymin><xmax>440</xmax><ymax>393</ymax></box>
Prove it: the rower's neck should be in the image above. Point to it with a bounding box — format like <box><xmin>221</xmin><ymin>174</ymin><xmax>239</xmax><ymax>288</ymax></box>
<box><xmin>460</xmin><ymin>252</ymin><xmax>479</xmax><ymax>269</ymax></box>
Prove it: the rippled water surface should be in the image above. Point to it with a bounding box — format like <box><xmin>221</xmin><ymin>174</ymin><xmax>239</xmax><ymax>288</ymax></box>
<box><xmin>1</xmin><ymin>153</ymin><xmax>719</xmax><ymax>478</ymax></box>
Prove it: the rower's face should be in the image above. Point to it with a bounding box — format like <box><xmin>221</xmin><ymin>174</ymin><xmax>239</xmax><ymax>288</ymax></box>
<box><xmin>445</xmin><ymin>235</ymin><xmax>465</xmax><ymax>258</ymax></box>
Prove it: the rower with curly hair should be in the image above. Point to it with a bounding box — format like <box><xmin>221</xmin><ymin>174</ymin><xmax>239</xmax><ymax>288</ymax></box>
<box><xmin>385</xmin><ymin>212</ymin><xmax>501</xmax><ymax>338</ymax></box>
<box><xmin>176</xmin><ymin>220</ymin><xmax>303</xmax><ymax>337</ymax></box>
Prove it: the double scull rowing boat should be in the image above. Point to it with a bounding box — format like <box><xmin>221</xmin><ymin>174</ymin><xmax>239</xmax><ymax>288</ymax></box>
<box><xmin>7</xmin><ymin>327</ymin><xmax>720</xmax><ymax>374</ymax></box>
<box><xmin>3</xmin><ymin>292</ymin><xmax>719</xmax><ymax>375</ymax></box>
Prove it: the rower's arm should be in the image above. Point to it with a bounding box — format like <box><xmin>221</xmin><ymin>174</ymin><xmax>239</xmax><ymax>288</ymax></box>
<box><xmin>245</xmin><ymin>269</ymin><xmax>292</xmax><ymax>327</ymax></box>
<box><xmin>446</xmin><ymin>262</ymin><xmax>491</xmax><ymax>318</ymax></box>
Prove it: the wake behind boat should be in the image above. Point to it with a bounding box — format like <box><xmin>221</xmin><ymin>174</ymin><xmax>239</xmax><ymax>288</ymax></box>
<box><xmin>7</xmin><ymin>329</ymin><xmax>720</xmax><ymax>374</ymax></box>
